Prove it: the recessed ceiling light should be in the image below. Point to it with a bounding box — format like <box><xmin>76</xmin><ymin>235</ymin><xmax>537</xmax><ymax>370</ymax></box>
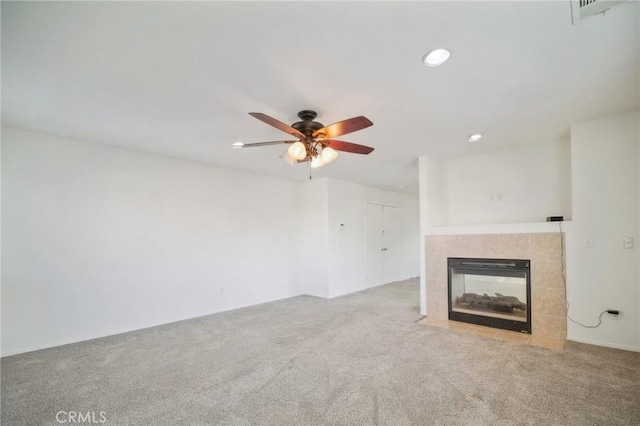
<box><xmin>468</xmin><ymin>133</ymin><xmax>483</xmax><ymax>142</ymax></box>
<box><xmin>232</xmin><ymin>142</ymin><xmax>244</xmax><ymax>149</ymax></box>
<box><xmin>423</xmin><ymin>48</ymin><xmax>451</xmax><ymax>67</ymax></box>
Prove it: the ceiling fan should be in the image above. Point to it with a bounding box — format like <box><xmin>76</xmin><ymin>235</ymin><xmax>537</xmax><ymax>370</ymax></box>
<box><xmin>233</xmin><ymin>110</ymin><xmax>374</xmax><ymax>168</ymax></box>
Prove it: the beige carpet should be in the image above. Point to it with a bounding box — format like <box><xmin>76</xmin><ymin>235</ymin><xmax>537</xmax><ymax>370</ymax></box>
<box><xmin>2</xmin><ymin>278</ymin><xmax>639</xmax><ymax>425</ymax></box>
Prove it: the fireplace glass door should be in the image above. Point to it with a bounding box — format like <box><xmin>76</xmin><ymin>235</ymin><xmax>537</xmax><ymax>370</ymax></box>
<box><xmin>448</xmin><ymin>258</ymin><xmax>531</xmax><ymax>333</ymax></box>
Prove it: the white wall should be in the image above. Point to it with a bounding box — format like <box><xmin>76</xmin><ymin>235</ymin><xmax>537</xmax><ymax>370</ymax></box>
<box><xmin>424</xmin><ymin>156</ymin><xmax>446</xmax><ymax>228</ymax></box>
<box><xmin>293</xmin><ymin>178</ymin><xmax>329</xmax><ymax>298</ymax></box>
<box><xmin>2</xmin><ymin>127</ymin><xmax>421</xmax><ymax>356</ymax></box>
<box><xmin>326</xmin><ymin>178</ymin><xmax>420</xmax><ymax>298</ymax></box>
<box><xmin>431</xmin><ymin>139</ymin><xmax>572</xmax><ymax>226</ymax></box>
<box><xmin>0</xmin><ymin>130</ymin><xmax>3</xmax><ymax>351</ymax></box>
<box><xmin>1</xmin><ymin>127</ymin><xmax>301</xmax><ymax>356</ymax></box>
<box><xmin>567</xmin><ymin>110</ymin><xmax>639</xmax><ymax>351</ymax></box>
<box><xmin>418</xmin><ymin>157</ymin><xmax>431</xmax><ymax>315</ymax></box>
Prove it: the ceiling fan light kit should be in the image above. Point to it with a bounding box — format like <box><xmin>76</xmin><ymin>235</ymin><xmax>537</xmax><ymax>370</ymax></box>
<box><xmin>279</xmin><ymin>151</ymin><xmax>296</xmax><ymax>165</ymax></box>
<box><xmin>310</xmin><ymin>155</ymin><xmax>325</xmax><ymax>169</ymax></box>
<box><xmin>287</xmin><ymin>141</ymin><xmax>307</xmax><ymax>160</ymax></box>
<box><xmin>236</xmin><ymin>110</ymin><xmax>374</xmax><ymax>169</ymax></box>
<box><xmin>321</xmin><ymin>146</ymin><xmax>339</xmax><ymax>164</ymax></box>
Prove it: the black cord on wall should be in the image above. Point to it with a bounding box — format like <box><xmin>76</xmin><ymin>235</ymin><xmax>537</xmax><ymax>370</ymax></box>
<box><xmin>559</xmin><ymin>221</ymin><xmax>607</xmax><ymax>328</ymax></box>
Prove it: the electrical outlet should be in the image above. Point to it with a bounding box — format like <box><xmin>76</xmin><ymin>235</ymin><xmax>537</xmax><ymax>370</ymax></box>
<box><xmin>496</xmin><ymin>193</ymin><xmax>503</xmax><ymax>201</ymax></box>
<box><xmin>607</xmin><ymin>310</ymin><xmax>622</xmax><ymax>321</ymax></box>
<box><xmin>623</xmin><ymin>237</ymin><xmax>633</xmax><ymax>249</ymax></box>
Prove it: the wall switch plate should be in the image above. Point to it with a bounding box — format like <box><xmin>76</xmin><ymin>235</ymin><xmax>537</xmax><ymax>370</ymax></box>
<box><xmin>584</xmin><ymin>239</ymin><xmax>594</xmax><ymax>249</ymax></box>
<box><xmin>623</xmin><ymin>237</ymin><xmax>633</xmax><ymax>249</ymax></box>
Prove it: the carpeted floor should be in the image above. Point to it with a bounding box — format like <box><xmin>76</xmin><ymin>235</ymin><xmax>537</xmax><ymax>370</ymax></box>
<box><xmin>2</xmin><ymin>278</ymin><xmax>639</xmax><ymax>425</ymax></box>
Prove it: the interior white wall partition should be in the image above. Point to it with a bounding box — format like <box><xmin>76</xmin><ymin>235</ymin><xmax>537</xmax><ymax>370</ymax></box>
<box><xmin>429</xmin><ymin>139</ymin><xmax>572</xmax><ymax>226</ymax></box>
<box><xmin>418</xmin><ymin>156</ymin><xmax>436</xmax><ymax>315</ymax></box>
<box><xmin>326</xmin><ymin>178</ymin><xmax>419</xmax><ymax>298</ymax></box>
<box><xmin>1</xmin><ymin>127</ymin><xmax>302</xmax><ymax>356</ymax></box>
<box><xmin>0</xmin><ymin>134</ymin><xmax>3</xmax><ymax>342</ymax></box>
<box><xmin>293</xmin><ymin>178</ymin><xmax>329</xmax><ymax>298</ymax></box>
<box><xmin>567</xmin><ymin>110</ymin><xmax>639</xmax><ymax>351</ymax></box>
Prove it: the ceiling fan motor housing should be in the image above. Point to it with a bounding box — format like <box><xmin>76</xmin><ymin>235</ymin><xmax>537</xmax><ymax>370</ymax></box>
<box><xmin>292</xmin><ymin>110</ymin><xmax>324</xmax><ymax>138</ymax></box>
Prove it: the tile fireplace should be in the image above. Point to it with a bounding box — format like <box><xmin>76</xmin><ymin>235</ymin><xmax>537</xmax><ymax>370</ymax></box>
<box><xmin>425</xmin><ymin>232</ymin><xmax>567</xmax><ymax>341</ymax></box>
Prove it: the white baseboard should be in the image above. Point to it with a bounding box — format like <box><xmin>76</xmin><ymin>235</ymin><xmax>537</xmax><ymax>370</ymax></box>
<box><xmin>567</xmin><ymin>337</ymin><xmax>640</xmax><ymax>352</ymax></box>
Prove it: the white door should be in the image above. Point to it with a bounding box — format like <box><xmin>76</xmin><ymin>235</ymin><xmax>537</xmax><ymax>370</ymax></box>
<box><xmin>365</xmin><ymin>203</ymin><xmax>399</xmax><ymax>287</ymax></box>
<box><xmin>382</xmin><ymin>205</ymin><xmax>400</xmax><ymax>284</ymax></box>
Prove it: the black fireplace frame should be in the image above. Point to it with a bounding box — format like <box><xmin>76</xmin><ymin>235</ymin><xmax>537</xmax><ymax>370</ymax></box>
<box><xmin>447</xmin><ymin>257</ymin><xmax>532</xmax><ymax>334</ymax></box>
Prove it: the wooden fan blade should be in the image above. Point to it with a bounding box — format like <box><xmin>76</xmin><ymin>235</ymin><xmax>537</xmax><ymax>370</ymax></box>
<box><xmin>234</xmin><ymin>140</ymin><xmax>297</xmax><ymax>148</ymax></box>
<box><xmin>249</xmin><ymin>113</ymin><xmax>306</xmax><ymax>140</ymax></box>
<box><xmin>324</xmin><ymin>139</ymin><xmax>374</xmax><ymax>155</ymax></box>
<box><xmin>313</xmin><ymin>116</ymin><xmax>373</xmax><ymax>139</ymax></box>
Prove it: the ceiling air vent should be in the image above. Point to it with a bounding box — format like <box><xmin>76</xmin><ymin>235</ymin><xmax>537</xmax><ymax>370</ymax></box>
<box><xmin>571</xmin><ymin>0</ymin><xmax>631</xmax><ymax>24</ymax></box>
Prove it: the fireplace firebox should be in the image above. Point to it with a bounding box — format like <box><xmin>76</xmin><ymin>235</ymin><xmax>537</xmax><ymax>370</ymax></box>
<box><xmin>448</xmin><ymin>258</ymin><xmax>531</xmax><ymax>333</ymax></box>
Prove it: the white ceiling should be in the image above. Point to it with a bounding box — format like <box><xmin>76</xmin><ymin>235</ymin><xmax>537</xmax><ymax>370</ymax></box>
<box><xmin>2</xmin><ymin>1</ymin><xmax>638</xmax><ymax>194</ymax></box>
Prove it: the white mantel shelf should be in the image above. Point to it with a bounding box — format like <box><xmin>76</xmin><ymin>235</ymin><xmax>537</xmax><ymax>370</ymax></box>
<box><xmin>426</xmin><ymin>221</ymin><xmax>571</xmax><ymax>236</ymax></box>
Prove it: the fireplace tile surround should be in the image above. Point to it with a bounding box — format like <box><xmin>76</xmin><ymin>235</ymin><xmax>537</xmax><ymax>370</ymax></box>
<box><xmin>425</xmin><ymin>233</ymin><xmax>566</xmax><ymax>341</ymax></box>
